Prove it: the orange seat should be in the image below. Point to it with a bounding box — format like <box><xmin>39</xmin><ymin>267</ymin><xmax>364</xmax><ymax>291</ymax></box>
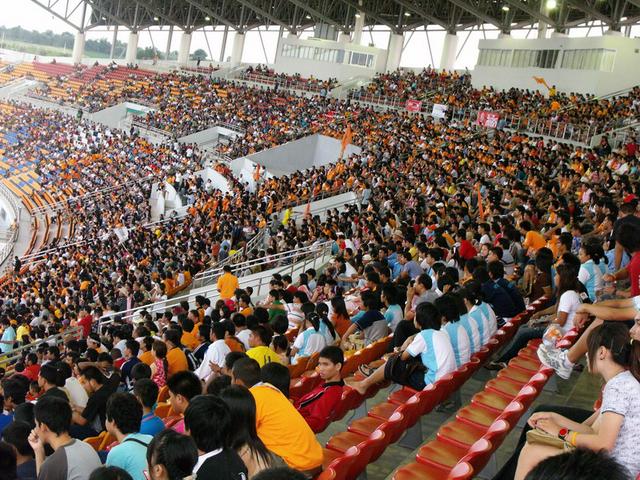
<box><xmin>154</xmin><ymin>402</ymin><xmax>173</xmax><ymax>418</ymax></box>
<box><xmin>157</xmin><ymin>385</ymin><xmax>170</xmax><ymax>403</ymax></box>
<box><xmin>392</xmin><ymin>461</ymin><xmax>450</xmax><ymax>480</ymax></box>
<box><xmin>98</xmin><ymin>432</ymin><xmax>116</xmax><ymax>451</ymax></box>
<box><xmin>456</xmin><ymin>404</ymin><xmax>500</xmax><ymax>429</ymax></box>
<box><xmin>508</xmin><ymin>355</ymin><xmax>540</xmax><ymax>374</ymax></box>
<box><xmin>84</xmin><ymin>431</ymin><xmax>106</xmax><ymax>451</ymax></box>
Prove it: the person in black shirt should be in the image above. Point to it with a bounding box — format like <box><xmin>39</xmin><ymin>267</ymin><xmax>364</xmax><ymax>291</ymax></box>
<box><xmin>120</xmin><ymin>340</ymin><xmax>141</xmax><ymax>390</ymax></box>
<box><xmin>185</xmin><ymin>395</ymin><xmax>248</xmax><ymax>480</ymax></box>
<box><xmin>2</xmin><ymin>421</ymin><xmax>36</xmax><ymax>480</ymax></box>
<box><xmin>70</xmin><ymin>366</ymin><xmax>112</xmax><ymax>439</ymax></box>
<box><xmin>38</xmin><ymin>363</ymin><xmax>69</xmax><ymax>402</ymax></box>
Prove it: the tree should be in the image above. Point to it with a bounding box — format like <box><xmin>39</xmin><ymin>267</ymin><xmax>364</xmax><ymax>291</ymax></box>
<box><xmin>191</xmin><ymin>49</ymin><xmax>207</xmax><ymax>61</ymax></box>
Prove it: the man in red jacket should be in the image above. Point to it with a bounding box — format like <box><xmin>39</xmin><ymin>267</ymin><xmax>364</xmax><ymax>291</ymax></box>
<box><xmin>294</xmin><ymin>346</ymin><xmax>344</xmax><ymax>433</ymax></box>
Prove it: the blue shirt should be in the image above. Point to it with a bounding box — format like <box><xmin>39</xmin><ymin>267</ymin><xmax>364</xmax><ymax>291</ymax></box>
<box><xmin>406</xmin><ymin>329</ymin><xmax>456</xmax><ymax>386</ymax></box>
<box><xmin>0</xmin><ymin>326</ymin><xmax>16</xmax><ymax>354</ymax></box>
<box><xmin>139</xmin><ymin>413</ymin><xmax>165</xmax><ymax>437</ymax></box>
<box><xmin>106</xmin><ymin>433</ymin><xmax>153</xmax><ymax>480</ymax></box>
<box><xmin>0</xmin><ymin>412</ymin><xmax>14</xmax><ymax>435</ymax></box>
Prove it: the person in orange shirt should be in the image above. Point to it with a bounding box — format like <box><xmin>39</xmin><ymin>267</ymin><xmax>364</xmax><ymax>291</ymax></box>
<box><xmin>139</xmin><ymin>337</ymin><xmax>155</xmax><ymax>366</ymax></box>
<box><xmin>520</xmin><ymin>220</ymin><xmax>546</xmax><ymax>253</ymax></box>
<box><xmin>231</xmin><ymin>358</ymin><xmax>323</xmax><ymax>475</ymax></box>
<box><xmin>217</xmin><ymin>265</ymin><xmax>239</xmax><ymax>300</ymax></box>
<box><xmin>163</xmin><ymin>329</ymin><xmax>189</xmax><ymax>377</ymax></box>
<box><xmin>178</xmin><ymin>317</ymin><xmax>199</xmax><ymax>351</ymax></box>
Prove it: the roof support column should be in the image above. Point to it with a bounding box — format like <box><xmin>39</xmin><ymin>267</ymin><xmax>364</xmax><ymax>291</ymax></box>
<box><xmin>386</xmin><ymin>32</ymin><xmax>404</xmax><ymax>72</ymax></box>
<box><xmin>72</xmin><ymin>31</ymin><xmax>85</xmax><ymax>64</ymax></box>
<box><xmin>178</xmin><ymin>31</ymin><xmax>192</xmax><ymax>64</ymax></box>
<box><xmin>126</xmin><ymin>31</ymin><xmax>139</xmax><ymax>64</ymax></box>
<box><xmin>231</xmin><ymin>32</ymin><xmax>246</xmax><ymax>66</ymax></box>
<box><xmin>440</xmin><ymin>32</ymin><xmax>458</xmax><ymax>70</ymax></box>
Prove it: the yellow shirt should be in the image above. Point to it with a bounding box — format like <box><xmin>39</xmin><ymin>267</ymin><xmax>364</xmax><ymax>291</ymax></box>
<box><xmin>250</xmin><ymin>384</ymin><xmax>323</xmax><ymax>471</ymax></box>
<box><xmin>246</xmin><ymin>346</ymin><xmax>282</xmax><ymax>367</ymax></box>
<box><xmin>16</xmin><ymin>325</ymin><xmax>30</xmax><ymax>342</ymax></box>
<box><xmin>217</xmin><ymin>272</ymin><xmax>239</xmax><ymax>300</ymax></box>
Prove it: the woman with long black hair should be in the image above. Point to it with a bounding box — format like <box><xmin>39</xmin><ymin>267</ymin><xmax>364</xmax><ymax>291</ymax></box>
<box><xmin>219</xmin><ymin>385</ymin><xmax>274</xmax><ymax>478</ymax></box>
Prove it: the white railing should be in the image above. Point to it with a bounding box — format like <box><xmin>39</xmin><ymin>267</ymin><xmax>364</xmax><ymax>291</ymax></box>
<box><xmin>0</xmin><ymin>181</ymin><xmax>21</xmax><ymax>266</ymax></box>
<box><xmin>98</xmin><ymin>241</ymin><xmax>333</xmax><ymax>328</ymax></box>
<box><xmin>237</xmin><ymin>72</ymin><xmax>335</xmax><ymax>96</ymax></box>
<box><xmin>0</xmin><ymin>326</ymin><xmax>83</xmax><ymax>371</ymax></box>
<box><xmin>193</xmin><ymin>240</ymin><xmax>330</xmax><ymax>288</ymax></box>
<box><xmin>30</xmin><ymin>175</ymin><xmax>157</xmax><ymax>216</ymax></box>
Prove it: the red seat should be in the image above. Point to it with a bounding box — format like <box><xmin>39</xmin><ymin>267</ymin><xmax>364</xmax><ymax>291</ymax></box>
<box><xmin>456</xmin><ymin>404</ymin><xmax>500</xmax><ymax>429</ymax></box>
<box><xmin>471</xmin><ymin>390</ymin><xmax>512</xmax><ymax>414</ymax></box>
<box><xmin>392</xmin><ymin>461</ymin><xmax>450</xmax><ymax>480</ymax></box>
<box><xmin>437</xmin><ymin>419</ymin><xmax>488</xmax><ymax>449</ymax></box>
<box><xmin>377</xmin><ymin>412</ymin><xmax>406</xmax><ymax>444</ymax></box>
<box><xmin>454</xmin><ymin>439</ymin><xmax>494</xmax><ymax>473</ymax></box>
<box><xmin>447</xmin><ymin>462</ymin><xmax>474</xmax><ymax>480</ymax></box>
<box><xmin>508</xmin><ymin>355</ymin><xmax>540</xmax><ymax>374</ymax></box>
<box><xmin>495</xmin><ymin>402</ymin><xmax>525</xmax><ymax>430</ymax></box>
<box><xmin>388</xmin><ymin>386</ymin><xmax>419</xmax><ymax>406</ymax></box>
<box><xmin>497</xmin><ymin>367</ymin><xmax>533</xmax><ymax>384</ymax></box>
<box><xmin>485</xmin><ymin>377</ymin><xmax>525</xmax><ymax>399</ymax></box>
<box><xmin>331</xmin><ymin>387</ymin><xmax>362</xmax><ymax>422</ymax></box>
<box><xmin>417</xmin><ymin>439</ymin><xmax>468</xmax><ymax>469</ymax></box>
<box><xmin>368</xmin><ymin>401</ymin><xmax>400</xmax><ymax>422</ymax></box>
<box><xmin>321</xmin><ymin>446</ymin><xmax>359</xmax><ymax>480</ymax></box>
<box><xmin>513</xmin><ymin>385</ymin><xmax>540</xmax><ymax>410</ymax></box>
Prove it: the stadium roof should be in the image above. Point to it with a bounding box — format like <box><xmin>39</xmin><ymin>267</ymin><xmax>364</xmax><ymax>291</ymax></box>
<box><xmin>34</xmin><ymin>0</ymin><xmax>640</xmax><ymax>35</ymax></box>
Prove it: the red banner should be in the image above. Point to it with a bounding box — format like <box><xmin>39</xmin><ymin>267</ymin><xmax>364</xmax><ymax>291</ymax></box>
<box><xmin>405</xmin><ymin>99</ymin><xmax>422</xmax><ymax>112</ymax></box>
<box><xmin>477</xmin><ymin>110</ymin><xmax>500</xmax><ymax>128</ymax></box>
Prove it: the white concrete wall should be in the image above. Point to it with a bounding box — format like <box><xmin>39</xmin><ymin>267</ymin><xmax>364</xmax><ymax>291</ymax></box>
<box><xmin>472</xmin><ymin>35</ymin><xmax>640</xmax><ymax>96</ymax></box>
<box><xmin>274</xmin><ymin>37</ymin><xmax>385</xmax><ymax>82</ymax></box>
<box><xmin>198</xmin><ymin>167</ymin><xmax>231</xmax><ymax>194</ymax></box>
<box><xmin>242</xmin><ymin>134</ymin><xmax>361</xmax><ymax>178</ymax></box>
<box><xmin>90</xmin><ymin>102</ymin><xmax>155</xmax><ymax>130</ymax></box>
<box><xmin>177</xmin><ymin>126</ymin><xmax>243</xmax><ymax>146</ymax></box>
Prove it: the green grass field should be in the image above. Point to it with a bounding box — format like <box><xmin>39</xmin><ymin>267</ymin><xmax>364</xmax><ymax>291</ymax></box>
<box><xmin>0</xmin><ymin>39</ymin><xmax>111</xmax><ymax>58</ymax></box>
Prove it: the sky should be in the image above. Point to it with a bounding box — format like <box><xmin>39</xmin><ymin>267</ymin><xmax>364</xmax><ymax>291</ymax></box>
<box><xmin>3</xmin><ymin>0</ymin><xmax>639</xmax><ymax>69</ymax></box>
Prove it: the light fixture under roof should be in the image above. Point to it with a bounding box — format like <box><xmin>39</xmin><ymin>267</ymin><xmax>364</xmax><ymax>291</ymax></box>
<box><xmin>305</xmin><ymin>14</ymin><xmax>311</xmax><ymax>19</ymax></box>
<box><xmin>546</xmin><ymin>0</ymin><xmax>557</xmax><ymax>9</ymax></box>
<box><xmin>205</xmin><ymin>16</ymin><xmax>211</xmax><ymax>21</ymax></box>
<box><xmin>404</xmin><ymin>11</ymin><xmax>411</xmax><ymax>16</ymax></box>
<box><xmin>153</xmin><ymin>16</ymin><xmax>159</xmax><ymax>21</ymax></box>
<box><xmin>502</xmin><ymin>5</ymin><xmax>509</xmax><ymax>11</ymax></box>
<box><xmin>355</xmin><ymin>13</ymin><xmax>361</xmax><ymax>18</ymax></box>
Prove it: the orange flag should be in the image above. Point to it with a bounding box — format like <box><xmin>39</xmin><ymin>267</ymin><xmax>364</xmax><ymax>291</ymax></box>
<box><xmin>476</xmin><ymin>183</ymin><xmax>485</xmax><ymax>219</ymax></box>
<box><xmin>340</xmin><ymin>125</ymin><xmax>353</xmax><ymax>158</ymax></box>
<box><xmin>532</xmin><ymin>76</ymin><xmax>550</xmax><ymax>90</ymax></box>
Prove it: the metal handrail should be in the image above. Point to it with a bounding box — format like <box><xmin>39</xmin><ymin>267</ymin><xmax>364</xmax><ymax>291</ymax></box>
<box><xmin>30</xmin><ymin>175</ymin><xmax>157</xmax><ymax>216</ymax></box>
<box><xmin>97</xmin><ymin>241</ymin><xmax>334</xmax><ymax>328</ymax></box>
<box><xmin>0</xmin><ymin>326</ymin><xmax>83</xmax><ymax>371</ymax></box>
<box><xmin>193</xmin><ymin>240</ymin><xmax>331</xmax><ymax>287</ymax></box>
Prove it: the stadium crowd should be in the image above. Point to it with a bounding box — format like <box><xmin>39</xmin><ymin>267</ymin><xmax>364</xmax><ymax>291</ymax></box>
<box><xmin>0</xmin><ymin>63</ymin><xmax>638</xmax><ymax>480</ymax></box>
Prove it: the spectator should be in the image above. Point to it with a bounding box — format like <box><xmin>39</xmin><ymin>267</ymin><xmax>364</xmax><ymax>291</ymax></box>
<box><xmin>194</xmin><ymin>322</ymin><xmax>230</xmax><ymax>381</ymax></box>
<box><xmin>27</xmin><ymin>396</ymin><xmax>101</xmax><ymax>478</ymax></box>
<box><xmin>71</xmin><ymin>366</ymin><xmax>111</xmax><ymax>438</ymax></box>
<box><xmin>145</xmin><ymin>430</ymin><xmax>198</xmax><ymax>480</ymax></box>
<box><xmin>219</xmin><ymin>385</ymin><xmax>274</xmax><ymax>477</ymax></box>
<box><xmin>150</xmin><ymin>340</ymin><xmax>168</xmax><ymax>389</ymax></box>
<box><xmin>37</xmin><ymin>364</ymin><xmax>68</xmax><ymax>401</ymax></box>
<box><xmin>105</xmin><ymin>393</ymin><xmax>152</xmax><ymax>480</ymax></box>
<box><xmin>2</xmin><ymin>421</ymin><xmax>35</xmax><ymax>480</ymax></box>
<box><xmin>348</xmin><ymin>302</ymin><xmax>456</xmax><ymax>395</ymax></box>
<box><xmin>294</xmin><ymin>346</ymin><xmax>344</xmax><ymax>433</ymax></box>
<box><xmin>166</xmin><ymin>371</ymin><xmax>202</xmax><ymax>434</ymax></box>
<box><xmin>163</xmin><ymin>330</ymin><xmax>189</xmax><ymax>377</ymax></box>
<box><xmin>89</xmin><ymin>467</ymin><xmax>133</xmax><ymax>480</ymax></box>
<box><xmin>523</xmin><ymin>448</ymin><xmax>631</xmax><ymax>480</ymax></box>
<box><xmin>184</xmin><ymin>395</ymin><xmax>247</xmax><ymax>479</ymax></box>
<box><xmin>0</xmin><ymin>440</ymin><xmax>17</xmax><ymax>480</ymax></box>
<box><xmin>217</xmin><ymin>265</ymin><xmax>240</xmax><ymax>301</ymax></box>
<box><xmin>246</xmin><ymin>325</ymin><xmax>280</xmax><ymax>367</ymax></box>
<box><xmin>515</xmin><ymin>322</ymin><xmax>640</xmax><ymax>479</ymax></box>
<box><xmin>133</xmin><ymin>379</ymin><xmax>164</xmax><ymax>437</ymax></box>
<box><xmin>121</xmin><ymin>340</ymin><xmax>141</xmax><ymax>390</ymax></box>
<box><xmin>231</xmin><ymin>358</ymin><xmax>323</xmax><ymax>475</ymax></box>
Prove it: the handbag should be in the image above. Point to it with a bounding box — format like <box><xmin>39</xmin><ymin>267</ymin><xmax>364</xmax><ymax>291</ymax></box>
<box><xmin>526</xmin><ymin>428</ymin><xmax>575</xmax><ymax>451</ymax></box>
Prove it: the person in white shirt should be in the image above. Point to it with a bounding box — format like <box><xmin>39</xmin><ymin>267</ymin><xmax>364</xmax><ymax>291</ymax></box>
<box><xmin>436</xmin><ymin>295</ymin><xmax>471</xmax><ymax>368</ymax></box>
<box><xmin>291</xmin><ymin>313</ymin><xmax>327</xmax><ymax>365</ymax></box>
<box><xmin>348</xmin><ymin>302</ymin><xmax>456</xmax><ymax>395</ymax></box>
<box><xmin>195</xmin><ymin>323</ymin><xmax>230</xmax><ymax>382</ymax></box>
